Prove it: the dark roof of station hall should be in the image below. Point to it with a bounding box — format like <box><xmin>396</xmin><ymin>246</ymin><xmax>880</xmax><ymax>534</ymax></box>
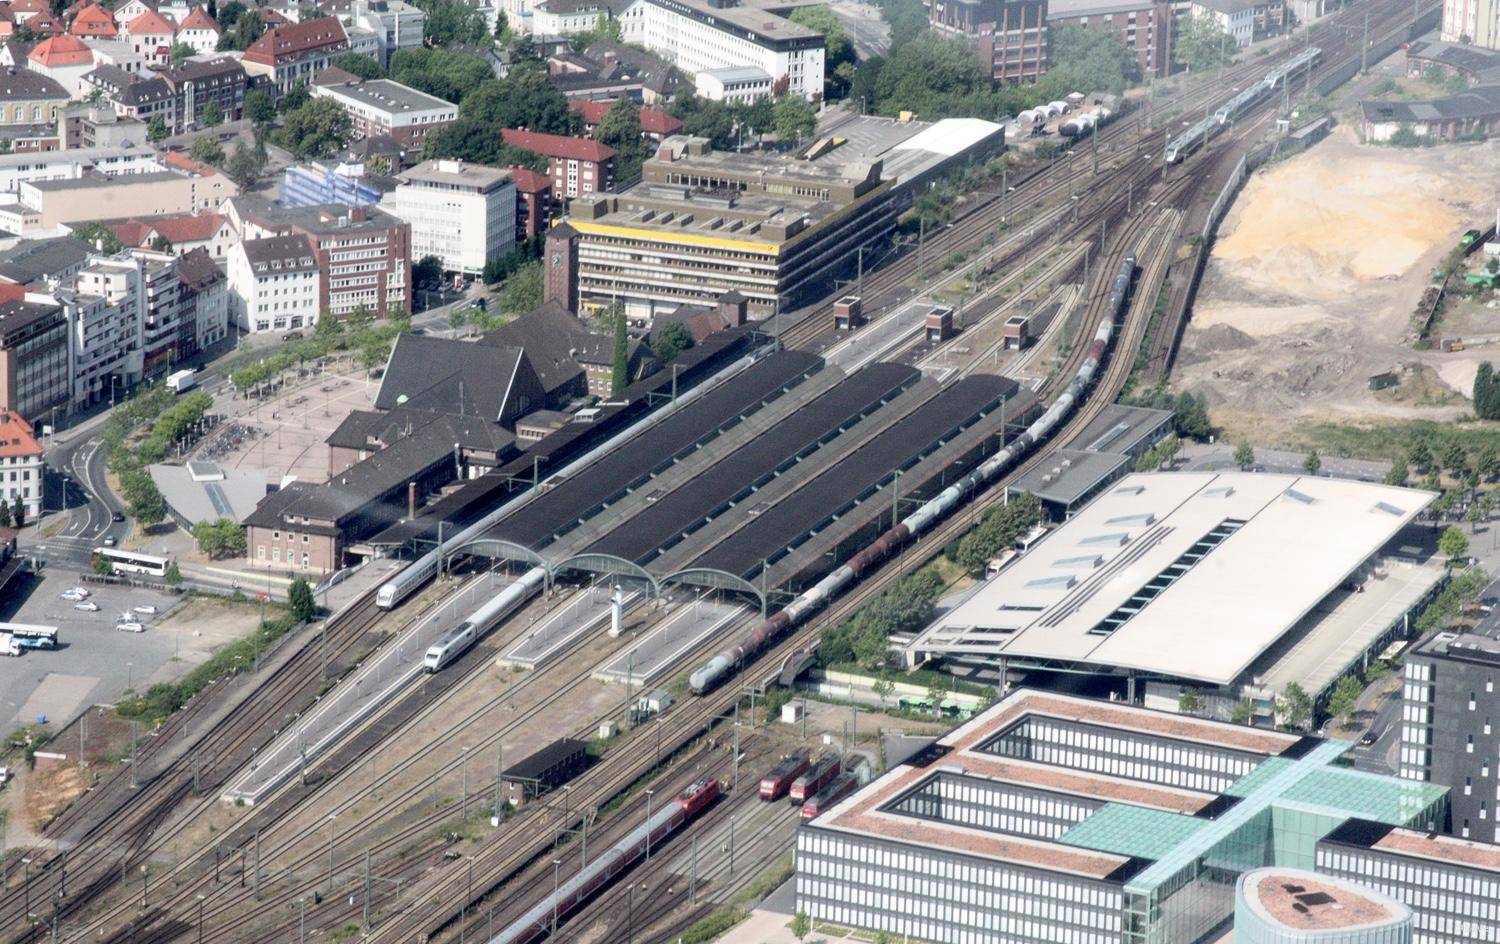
<box><xmin>479</xmin><ymin>349</ymin><xmax>823</xmax><ymax>551</ymax></box>
<box><xmin>376</xmin><ymin>333</ymin><xmax>528</xmax><ymax>420</ymax></box>
<box><xmin>585</xmin><ymin>362</ymin><xmax>920</xmax><ymax>565</ymax></box>
<box><xmin>690</xmin><ymin>373</ymin><xmax>1018</xmax><ymax>580</ymax></box>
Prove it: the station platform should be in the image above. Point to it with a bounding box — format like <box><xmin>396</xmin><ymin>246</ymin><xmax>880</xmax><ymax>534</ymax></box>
<box><xmin>592</xmin><ymin>599</ymin><xmax>748</xmax><ymax>687</ymax></box>
<box><xmin>498</xmin><ymin>584</ymin><xmax>643</xmax><ymax>670</ymax></box>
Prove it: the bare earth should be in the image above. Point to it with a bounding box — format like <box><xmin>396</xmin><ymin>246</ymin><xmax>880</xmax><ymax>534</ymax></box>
<box><xmin>1173</xmin><ymin>127</ymin><xmax>1500</xmax><ymax>442</ymax></box>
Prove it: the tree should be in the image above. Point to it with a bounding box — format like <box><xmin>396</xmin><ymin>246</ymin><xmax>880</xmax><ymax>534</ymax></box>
<box><xmin>190</xmin><ymin>132</ymin><xmax>224</xmax><ymax>167</ymax></box>
<box><xmin>193</xmin><ymin>518</ymin><xmax>246</xmax><ymax>558</ymax></box>
<box><xmin>147</xmin><ymin>115</ymin><xmax>168</xmax><ymax>143</ymax></box>
<box><xmin>332</xmin><ymin>52</ymin><xmax>385</xmax><ymax>79</ymax></box>
<box><xmin>497</xmin><ymin>261</ymin><xmax>542</xmax><ymax>314</ymax></box>
<box><xmin>1408</xmin><ymin>439</ymin><xmax>1433</xmax><ymax>473</ymax></box>
<box><xmin>1477</xmin><ymin>445</ymin><xmax>1500</xmax><ymax>481</ymax></box>
<box><xmin>1231</xmin><ymin>699</ymin><xmax>1255</xmax><ymax>725</ymax></box>
<box><xmin>10</xmin><ymin>501</ymin><xmax>22</xmax><ymax>529</ymax></box>
<box><xmin>93</xmin><ymin>556</ymin><xmax>114</xmax><ymax>577</ymax></box>
<box><xmin>1278</xmin><ymin>682</ymin><xmax>1312</xmax><ymax>730</ymax></box>
<box><xmin>288</xmin><ymin>577</ymin><xmax>317</xmax><ymax>621</ymax></box>
<box><xmin>1233</xmin><ymin>441</ymin><xmax>1255</xmax><ymax>470</ymax></box>
<box><xmin>1441</xmin><ymin>525</ymin><xmax>1471</xmax><ymax>563</ymax></box>
<box><xmin>790</xmin><ymin>911</ymin><xmax>811</xmax><ymax>941</ymax></box>
<box><xmin>789</xmin><ymin>5</ymin><xmax>855</xmax><ymax>99</ymax></box>
<box><xmin>1385</xmin><ymin>454</ymin><xmax>1409</xmax><ymax>487</ymax></box>
<box><xmin>772</xmin><ymin>95</ymin><xmax>817</xmax><ymax>143</ymax></box>
<box><xmin>1156</xmin><ymin>432</ymin><xmax>1181</xmax><ymax>470</ymax></box>
<box><xmin>244</xmin><ymin>87</ymin><xmax>276</xmax><ymax>125</ymax></box>
<box><xmin>164</xmin><ymin>561</ymin><xmax>183</xmax><ymax>585</ymax></box>
<box><xmin>651</xmin><ymin>321</ymin><xmax>694</xmax><ymax>363</ymax></box>
<box><xmin>224</xmin><ymin>141</ymin><xmax>265</xmax><ymax>189</ymax></box>
<box><xmin>1173</xmin><ymin>392</ymin><xmax>1212</xmax><ymax>440</ymax></box>
<box><xmin>1442</xmin><ymin>440</ymin><xmax>1469</xmax><ymax>475</ymax></box>
<box><xmin>201</xmin><ymin>100</ymin><xmax>224</xmax><ymax>128</ymax></box>
<box><xmin>1303</xmin><ymin>449</ymin><xmax>1321</xmax><ymax>476</ymax></box>
<box><xmin>0</xmin><ymin>499</ymin><xmax>8</xmax><ymax>529</ymax></box>
<box><xmin>1178</xmin><ymin>688</ymin><xmax>1204</xmax><ymax>715</ymax></box>
<box><xmin>611</xmin><ymin>306</ymin><xmax>628</xmax><ymax>395</ymax></box>
<box><xmin>150</xmin><ymin>234</ymin><xmax>173</xmax><ymax>254</ymax></box>
<box><xmin>1047</xmin><ymin>22</ymin><xmax>1141</xmax><ymax>94</ymax></box>
<box><xmin>449</xmin><ymin>306</ymin><xmax>469</xmax><ymax>335</ymax></box>
<box><xmin>415</xmin><ymin>0</ymin><xmax>493</xmax><ymax>46</ymax></box>
<box><xmin>276</xmin><ymin>97</ymin><xmax>353</xmax><ymax>159</ymax></box>
<box><xmin>413</xmin><ymin>254</ymin><xmax>444</xmax><ymax>288</ymax></box>
<box><xmin>1175</xmin><ymin>12</ymin><xmax>1234</xmax><ymax>71</ymax></box>
<box><xmin>1469</xmin><ymin>502</ymin><xmax>1485</xmax><ymax>534</ymax></box>
<box><xmin>71</xmin><ymin>221</ymin><xmax>124</xmax><ymax>254</ymax></box>
<box><xmin>594</xmin><ymin>96</ymin><xmax>647</xmax><ymax>178</ymax></box>
<box><xmin>1328</xmin><ymin>675</ymin><xmax>1363</xmax><ymax>728</ymax></box>
<box><xmin>169</xmin><ymin>41</ymin><xmax>197</xmax><ymax>65</ymax></box>
<box><xmin>951</xmin><ymin>493</ymin><xmax>1042</xmax><ymax>575</ymax></box>
<box><xmin>279</xmin><ymin>82</ymin><xmax>311</xmax><ymax>114</ymax></box>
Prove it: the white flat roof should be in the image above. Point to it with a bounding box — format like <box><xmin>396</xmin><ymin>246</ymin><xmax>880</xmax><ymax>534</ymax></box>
<box><xmin>912</xmin><ymin>472</ymin><xmax>1433</xmax><ymax>685</ymax></box>
<box><xmin>892</xmin><ymin>118</ymin><xmax>1005</xmax><ymax>158</ymax></box>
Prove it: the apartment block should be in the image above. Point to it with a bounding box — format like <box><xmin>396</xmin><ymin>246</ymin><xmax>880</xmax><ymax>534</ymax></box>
<box><xmin>0</xmin><ymin>408</ymin><xmax>44</xmax><ymax>519</ymax></box>
<box><xmin>930</xmin><ymin>0</ymin><xmax>1047</xmax><ymax>84</ymax></box>
<box><xmin>0</xmin><ymin>298</ymin><xmax>68</xmax><ymax>422</ymax></box>
<box><xmin>501</xmin><ymin>128</ymin><xmax>614</xmax><ymax>200</ymax></box>
<box><xmin>242</xmin><ymin>17</ymin><xmax>349</xmax><ymax>93</ymax></box>
<box><xmin>309</xmin><ymin>74</ymin><xmax>456</xmax><ymax>149</ymax></box>
<box><xmin>226</xmin><ymin>233</ymin><xmax>321</xmax><ymax>334</ymax></box>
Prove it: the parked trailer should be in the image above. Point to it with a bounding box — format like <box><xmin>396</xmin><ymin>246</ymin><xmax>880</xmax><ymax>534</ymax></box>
<box><xmin>801</xmin><ymin>772</ymin><xmax>860</xmax><ymax>820</ymax></box>
<box><xmin>483</xmin><ymin>779</ymin><xmax>719</xmax><ymax>944</ymax></box>
<box><xmin>688</xmin><ymin>255</ymin><xmax>1137</xmax><ymax>696</ymax></box>
<box><xmin>760</xmin><ymin>751</ymin><xmax>811</xmax><ymax>801</ymax></box>
<box><xmin>789</xmin><ymin>753</ymin><xmax>842</xmax><ymax>804</ymax></box>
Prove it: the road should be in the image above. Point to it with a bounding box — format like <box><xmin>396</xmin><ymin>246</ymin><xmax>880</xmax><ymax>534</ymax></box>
<box><xmin>1179</xmin><ymin>443</ymin><xmax>1393</xmax><ymax>481</ymax></box>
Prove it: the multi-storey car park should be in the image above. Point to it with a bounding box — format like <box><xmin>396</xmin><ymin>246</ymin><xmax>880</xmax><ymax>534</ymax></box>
<box><xmin>908</xmin><ymin>471</ymin><xmax>1442</xmax><ymax>723</ymax></box>
<box><xmin>794</xmin><ymin>688</ymin><xmax>1484</xmax><ymax>944</ymax></box>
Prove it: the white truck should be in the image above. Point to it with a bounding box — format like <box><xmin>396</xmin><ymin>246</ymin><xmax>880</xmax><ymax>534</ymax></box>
<box><xmin>0</xmin><ymin>632</ymin><xmax>18</xmax><ymax>657</ymax></box>
<box><xmin>167</xmin><ymin>369</ymin><xmax>197</xmax><ymax>394</ymax></box>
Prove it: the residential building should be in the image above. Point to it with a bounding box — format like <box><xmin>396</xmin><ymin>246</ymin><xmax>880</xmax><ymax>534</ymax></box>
<box><xmin>620</xmin><ymin>0</ymin><xmax>825</xmax><ymax>101</ymax></box>
<box><xmin>319</xmin><ymin>0</ymin><xmax>425</xmax><ymax>66</ymax></box>
<box><xmin>379</xmin><ymin>159</ymin><xmax>516</xmax><ymax>276</ymax></box>
<box><xmin>69</xmin><ymin>2</ymin><xmax>118</xmax><ymax>39</ymax></box>
<box><xmin>1444</xmin><ymin>0</ymin><xmax>1500</xmax><ymax>47</ymax></box>
<box><xmin>1048</xmin><ymin>0</ymin><xmax>1175</xmax><ymax>78</ymax></box>
<box><xmin>0</xmin><ymin>70</ymin><xmax>69</xmax><ymax>128</ymax></box>
<box><xmin>1</xmin><ymin>166</ymin><xmax>237</xmax><ymax>232</ymax></box>
<box><xmin>157</xmin><ymin>57</ymin><xmax>247</xmax><ymax>130</ymax></box>
<box><xmin>28</xmin><ymin>35</ymin><xmax>99</xmax><ymax>97</ymax></box>
<box><xmin>579</xmin><ymin>38</ymin><xmax>683</xmax><ymax>103</ymax></box>
<box><xmin>281</xmin><ymin>159</ymin><xmax>393</xmax><ymax>209</ymax></box>
<box><xmin>110</xmin><ymin>0</ymin><xmax>159</xmax><ymax>28</ymax></box>
<box><xmin>507</xmin><ymin>165</ymin><xmax>552</xmax><ymax>241</ymax></box>
<box><xmin>309</xmin><ymin>74</ymin><xmax>457</xmax><ymax>148</ymax></box>
<box><xmin>531</xmin><ymin>0</ymin><xmax>616</xmax><ymax>35</ymax></box>
<box><xmin>694</xmin><ymin>65</ymin><xmax>772</xmax><ymax>101</ymax></box>
<box><xmin>83</xmin><ymin>65</ymin><xmax>176</xmax><ymax>128</ymax></box>
<box><xmin>106</xmin><ymin>210</ymin><xmax>237</xmax><ymax>259</ymax></box>
<box><xmin>241</xmin><ymin>16</ymin><xmax>349</xmax><ymax>93</ymax></box>
<box><xmin>0</xmin><ymin>408</ymin><xmax>43</xmax><ymax>519</ymax></box>
<box><xmin>1191</xmin><ymin>0</ymin><xmax>1257</xmax><ymax>47</ymax></box>
<box><xmin>0</xmin><ymin>145</ymin><xmax>162</xmax><ymax>196</ymax></box>
<box><xmin>226</xmin><ymin>196</ymin><xmax>412</xmax><ymax>318</ymax></box>
<box><xmin>8</xmin><ymin>0</ymin><xmax>51</xmax><ymax>26</ymax></box>
<box><xmin>83</xmin><ymin>39</ymin><xmax>150</xmax><ymax>76</ymax></box>
<box><xmin>567</xmin><ymin>97</ymin><xmax>683</xmax><ymax>140</ymax></box>
<box><xmin>55</xmin><ymin>254</ymin><xmax>146</xmax><ymax>409</ymax></box>
<box><xmin>929</xmin><ymin>0</ymin><xmax>1047</xmax><ymax>84</ymax></box>
<box><xmin>122</xmin><ymin>8</ymin><xmax>176</xmax><ymax>66</ymax></box>
<box><xmin>128</xmin><ymin>249</ymin><xmax>194</xmax><ymax>374</ymax></box>
<box><xmin>177</xmin><ymin>246</ymin><xmax>227</xmax><ymax>351</ymax></box>
<box><xmin>0</xmin><ymin>298</ymin><xmax>68</xmax><ymax>422</ymax></box>
<box><xmin>500</xmin><ymin>128</ymin><xmax>614</xmax><ymax>200</ymax></box>
<box><xmin>58</xmin><ymin>103</ymin><xmax>149</xmax><ymax>149</ymax></box>
<box><xmin>0</xmin><ymin>237</ymin><xmax>91</xmax><ymax>289</ymax></box>
<box><xmin>175</xmin><ymin>6</ymin><xmax>223</xmax><ymax>55</ymax></box>
<box><xmin>793</xmin><ymin>688</ymin><xmax>1471</xmax><ymax>944</ymax></box>
<box><xmin>226</xmin><ymin>233</ymin><xmax>321</xmax><ymax>333</ymax></box>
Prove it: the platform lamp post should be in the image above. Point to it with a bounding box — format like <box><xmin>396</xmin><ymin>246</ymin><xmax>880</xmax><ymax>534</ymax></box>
<box><xmin>644</xmin><ymin>790</ymin><xmax>655</xmax><ymax>863</ymax></box>
<box><xmin>22</xmin><ymin>857</ymin><xmax>30</xmax><ymax>919</ymax></box>
<box><xmin>196</xmin><ymin>893</ymin><xmax>206</xmax><ymax>944</ymax></box>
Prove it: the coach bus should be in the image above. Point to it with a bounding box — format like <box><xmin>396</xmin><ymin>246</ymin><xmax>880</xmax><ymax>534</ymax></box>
<box><xmin>92</xmin><ymin>547</ymin><xmax>171</xmax><ymax>578</ymax></box>
<box><xmin>0</xmin><ymin>623</ymin><xmax>58</xmax><ymax>649</ymax></box>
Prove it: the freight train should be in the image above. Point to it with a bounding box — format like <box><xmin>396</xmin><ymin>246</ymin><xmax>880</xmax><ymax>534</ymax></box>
<box><xmin>1059</xmin><ymin>107</ymin><xmax>1113</xmax><ymax>139</ymax></box>
<box><xmin>687</xmin><ymin>253</ymin><xmax>1138</xmax><ymax>696</ymax></box>
<box><xmin>1164</xmin><ymin>46</ymin><xmax>1321</xmax><ymax>163</ymax></box>
<box><xmin>483</xmin><ymin>779</ymin><xmax>720</xmax><ymax>944</ymax></box>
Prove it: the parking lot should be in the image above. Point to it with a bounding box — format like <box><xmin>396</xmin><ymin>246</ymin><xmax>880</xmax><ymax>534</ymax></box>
<box><xmin>0</xmin><ymin>567</ymin><xmax>250</xmax><ymax>730</ymax></box>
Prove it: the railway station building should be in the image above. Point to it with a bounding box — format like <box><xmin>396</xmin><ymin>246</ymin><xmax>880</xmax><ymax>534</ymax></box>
<box><xmin>909</xmin><ymin>472</ymin><xmax>1442</xmax><ymax>725</ymax></box>
<box><xmin>793</xmin><ymin>688</ymin><xmax>1500</xmax><ymax>944</ymax></box>
<box><xmin>562</xmin><ymin>117</ymin><xmax>1004</xmax><ymax>323</ymax></box>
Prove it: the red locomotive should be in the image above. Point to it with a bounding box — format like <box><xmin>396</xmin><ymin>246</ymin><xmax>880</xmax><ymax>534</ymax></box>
<box><xmin>760</xmin><ymin>752</ymin><xmax>811</xmax><ymax>801</ymax></box>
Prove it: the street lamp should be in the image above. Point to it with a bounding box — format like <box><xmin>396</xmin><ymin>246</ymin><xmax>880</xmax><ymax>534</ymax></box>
<box><xmin>196</xmin><ymin>893</ymin><xmax>206</xmax><ymax>944</ymax></box>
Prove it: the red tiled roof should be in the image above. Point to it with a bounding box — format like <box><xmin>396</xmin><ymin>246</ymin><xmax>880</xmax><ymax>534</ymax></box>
<box><xmin>8</xmin><ymin>0</ymin><xmax>48</xmax><ymax>13</ymax></box>
<box><xmin>244</xmin><ymin>15</ymin><xmax>344</xmax><ymax>64</ymax></box>
<box><xmin>68</xmin><ymin>1</ymin><xmax>116</xmax><ymax>36</ymax></box>
<box><xmin>178</xmin><ymin>5</ymin><xmax>219</xmax><ymax>31</ymax></box>
<box><xmin>506</xmin><ymin>166</ymin><xmax>551</xmax><ymax>193</ymax></box>
<box><xmin>0</xmin><ymin>409</ymin><xmax>42</xmax><ymax>459</ymax></box>
<box><xmin>161</xmin><ymin>149</ymin><xmax>218</xmax><ymax>177</ymax></box>
<box><xmin>501</xmin><ymin>128</ymin><xmax>615</xmax><ymax>163</ymax></box>
<box><xmin>568</xmin><ymin>98</ymin><xmax>610</xmax><ymax>125</ymax></box>
<box><xmin>125</xmin><ymin>8</ymin><xmax>175</xmax><ymax>35</ymax></box>
<box><xmin>259</xmin><ymin>7</ymin><xmax>289</xmax><ymax>24</ymax></box>
<box><xmin>29</xmin><ymin>34</ymin><xmax>91</xmax><ymax>65</ymax></box>
<box><xmin>640</xmin><ymin>107</ymin><xmax>682</xmax><ymax>136</ymax></box>
<box><xmin>110</xmin><ymin>212</ymin><xmax>227</xmax><ymax>246</ymax></box>
<box><xmin>26</xmin><ymin>11</ymin><xmax>62</xmax><ymax>32</ymax></box>
<box><xmin>106</xmin><ymin>219</ymin><xmax>153</xmax><ymax>246</ymax></box>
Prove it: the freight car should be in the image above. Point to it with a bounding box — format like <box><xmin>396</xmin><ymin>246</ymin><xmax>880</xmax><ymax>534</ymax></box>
<box><xmin>688</xmin><ymin>253</ymin><xmax>1137</xmax><ymax>696</ymax></box>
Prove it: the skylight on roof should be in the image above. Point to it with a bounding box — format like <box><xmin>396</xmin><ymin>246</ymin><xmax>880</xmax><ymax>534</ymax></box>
<box><xmin>1079</xmin><ymin>532</ymin><xmax>1129</xmax><ymax>546</ymax></box>
<box><xmin>1114</xmin><ymin>484</ymin><xmax>1145</xmax><ymax>496</ymax></box>
<box><xmin>1372</xmin><ymin>501</ymin><xmax>1405</xmax><ymax>516</ymax></box>
<box><xmin>1025</xmin><ymin>574</ymin><xmax>1077</xmax><ymax>590</ymax></box>
<box><xmin>1106</xmin><ymin>512</ymin><xmax>1155</xmax><ymax>526</ymax></box>
<box><xmin>1053</xmin><ymin>554</ymin><xmax>1104</xmax><ymax>568</ymax></box>
<box><xmin>1205</xmin><ymin>485</ymin><xmax>1234</xmax><ymax>497</ymax></box>
<box><xmin>1283</xmin><ymin>488</ymin><xmax>1315</xmax><ymax>505</ymax></box>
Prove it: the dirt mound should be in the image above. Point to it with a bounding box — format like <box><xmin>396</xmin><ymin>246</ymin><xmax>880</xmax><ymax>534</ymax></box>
<box><xmin>1188</xmin><ymin>322</ymin><xmax>1257</xmax><ymax>353</ymax></box>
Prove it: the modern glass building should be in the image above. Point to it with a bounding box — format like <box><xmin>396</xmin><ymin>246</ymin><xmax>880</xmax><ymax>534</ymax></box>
<box><xmin>795</xmin><ymin>690</ymin><xmax>1466</xmax><ymax>944</ymax></box>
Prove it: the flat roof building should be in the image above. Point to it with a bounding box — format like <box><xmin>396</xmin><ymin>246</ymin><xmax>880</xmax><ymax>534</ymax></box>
<box><xmin>910</xmin><ymin>472</ymin><xmax>1442</xmax><ymax>724</ymax></box>
<box><xmin>795</xmin><ymin>688</ymin><xmax>1469</xmax><ymax>944</ymax></box>
<box><xmin>309</xmin><ymin>74</ymin><xmax>457</xmax><ymax>149</ymax></box>
<box><xmin>378</xmin><ymin>159</ymin><xmax>516</xmax><ymax>277</ymax></box>
<box><xmin>1008</xmin><ymin>403</ymin><xmax>1172</xmax><ymax>516</ymax></box>
<box><xmin>1235</xmin><ymin>868</ymin><xmax>1413</xmax><ymax>943</ymax></box>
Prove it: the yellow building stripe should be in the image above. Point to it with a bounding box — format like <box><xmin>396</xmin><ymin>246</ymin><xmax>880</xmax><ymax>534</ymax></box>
<box><xmin>570</xmin><ymin>220</ymin><xmax>781</xmax><ymax>255</ymax></box>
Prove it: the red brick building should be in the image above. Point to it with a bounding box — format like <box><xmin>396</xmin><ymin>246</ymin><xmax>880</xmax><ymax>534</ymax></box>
<box><xmin>1047</xmin><ymin>0</ymin><xmax>1176</xmax><ymax>80</ymax></box>
<box><xmin>501</xmin><ymin>129</ymin><xmax>615</xmax><ymax>201</ymax></box>
<box><xmin>242</xmin><ymin>16</ymin><xmax>348</xmax><ymax>94</ymax></box>
<box><xmin>931</xmin><ymin>0</ymin><xmax>1048</xmax><ymax>84</ymax></box>
<box><xmin>507</xmin><ymin>166</ymin><xmax>554</xmax><ymax>242</ymax></box>
<box><xmin>568</xmin><ymin>99</ymin><xmax>685</xmax><ymax>142</ymax></box>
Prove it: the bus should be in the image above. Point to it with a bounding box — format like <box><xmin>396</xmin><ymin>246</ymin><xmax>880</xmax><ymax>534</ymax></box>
<box><xmin>92</xmin><ymin>547</ymin><xmax>171</xmax><ymax>578</ymax></box>
<box><xmin>0</xmin><ymin>623</ymin><xmax>58</xmax><ymax>649</ymax></box>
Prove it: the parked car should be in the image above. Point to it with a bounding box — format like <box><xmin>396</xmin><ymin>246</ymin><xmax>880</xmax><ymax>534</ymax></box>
<box><xmin>111</xmin><ymin>512</ymin><xmax>125</xmax><ymax>522</ymax></box>
<box><xmin>60</xmin><ymin>591</ymin><xmax>86</xmax><ymax>602</ymax></box>
<box><xmin>115</xmin><ymin>621</ymin><xmax>145</xmax><ymax>633</ymax></box>
<box><xmin>133</xmin><ymin>605</ymin><xmax>157</xmax><ymax>616</ymax></box>
<box><xmin>73</xmin><ymin>601</ymin><xmax>100</xmax><ymax>612</ymax></box>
